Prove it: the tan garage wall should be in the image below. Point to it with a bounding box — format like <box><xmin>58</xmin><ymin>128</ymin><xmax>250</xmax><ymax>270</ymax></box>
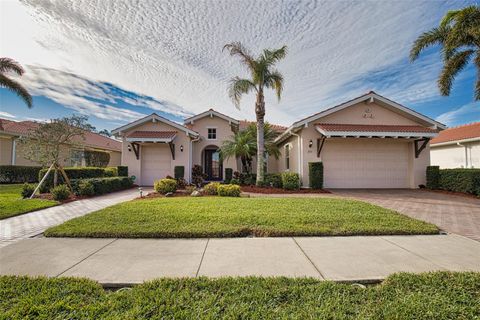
<box><xmin>0</xmin><ymin>136</ymin><xmax>13</xmax><ymax>165</ymax></box>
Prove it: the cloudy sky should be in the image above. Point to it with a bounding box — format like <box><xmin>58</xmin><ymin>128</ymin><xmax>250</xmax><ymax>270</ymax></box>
<box><xmin>0</xmin><ymin>0</ymin><xmax>478</xmax><ymax>131</ymax></box>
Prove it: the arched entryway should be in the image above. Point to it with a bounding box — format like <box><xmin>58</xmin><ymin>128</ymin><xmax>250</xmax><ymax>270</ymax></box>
<box><xmin>202</xmin><ymin>145</ymin><xmax>223</xmax><ymax>181</ymax></box>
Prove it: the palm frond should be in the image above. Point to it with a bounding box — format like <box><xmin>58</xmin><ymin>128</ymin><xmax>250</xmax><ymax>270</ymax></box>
<box><xmin>410</xmin><ymin>26</ymin><xmax>450</xmax><ymax>61</ymax></box>
<box><xmin>227</xmin><ymin>77</ymin><xmax>257</xmax><ymax>109</ymax></box>
<box><xmin>0</xmin><ymin>57</ymin><xmax>25</xmax><ymax>75</ymax></box>
<box><xmin>223</xmin><ymin>42</ymin><xmax>257</xmax><ymax>71</ymax></box>
<box><xmin>438</xmin><ymin>50</ymin><xmax>474</xmax><ymax>96</ymax></box>
<box><xmin>261</xmin><ymin>46</ymin><xmax>288</xmax><ymax>67</ymax></box>
<box><xmin>0</xmin><ymin>74</ymin><xmax>32</xmax><ymax>108</ymax></box>
<box><xmin>264</xmin><ymin>70</ymin><xmax>284</xmax><ymax>101</ymax></box>
<box><xmin>475</xmin><ymin>51</ymin><xmax>480</xmax><ymax>101</ymax></box>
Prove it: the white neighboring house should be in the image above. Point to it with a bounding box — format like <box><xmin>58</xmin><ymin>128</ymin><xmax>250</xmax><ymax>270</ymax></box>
<box><xmin>430</xmin><ymin>122</ymin><xmax>480</xmax><ymax>169</ymax></box>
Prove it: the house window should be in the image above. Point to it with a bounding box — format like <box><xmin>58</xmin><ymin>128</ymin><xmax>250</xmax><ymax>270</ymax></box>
<box><xmin>71</xmin><ymin>150</ymin><xmax>84</xmax><ymax>167</ymax></box>
<box><xmin>207</xmin><ymin>128</ymin><xmax>217</xmax><ymax>140</ymax></box>
<box><xmin>285</xmin><ymin>145</ymin><xmax>290</xmax><ymax>170</ymax></box>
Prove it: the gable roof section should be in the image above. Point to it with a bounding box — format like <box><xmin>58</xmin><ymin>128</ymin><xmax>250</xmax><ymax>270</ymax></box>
<box><xmin>431</xmin><ymin>122</ymin><xmax>480</xmax><ymax>146</ymax></box>
<box><xmin>184</xmin><ymin>109</ymin><xmax>240</xmax><ymax>125</ymax></box>
<box><xmin>111</xmin><ymin>113</ymin><xmax>199</xmax><ymax>137</ymax></box>
<box><xmin>275</xmin><ymin>91</ymin><xmax>446</xmax><ymax>143</ymax></box>
<box><xmin>316</xmin><ymin>123</ymin><xmax>438</xmax><ymax>138</ymax></box>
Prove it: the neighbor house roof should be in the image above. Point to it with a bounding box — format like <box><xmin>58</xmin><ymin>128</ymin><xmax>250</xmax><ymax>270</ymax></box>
<box><xmin>0</xmin><ymin>118</ymin><xmax>121</xmax><ymax>152</ymax></box>
<box><xmin>431</xmin><ymin>122</ymin><xmax>480</xmax><ymax>146</ymax></box>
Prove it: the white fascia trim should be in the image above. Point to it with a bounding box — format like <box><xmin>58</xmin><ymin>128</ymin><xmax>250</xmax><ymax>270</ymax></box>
<box><xmin>315</xmin><ymin>126</ymin><xmax>437</xmax><ymax>138</ymax></box>
<box><xmin>112</xmin><ymin>113</ymin><xmax>199</xmax><ymax>137</ymax></box>
<box><xmin>431</xmin><ymin>137</ymin><xmax>480</xmax><ymax>147</ymax></box>
<box><xmin>126</xmin><ymin>136</ymin><xmax>176</xmax><ymax>143</ymax></box>
<box><xmin>184</xmin><ymin>110</ymin><xmax>240</xmax><ymax>125</ymax></box>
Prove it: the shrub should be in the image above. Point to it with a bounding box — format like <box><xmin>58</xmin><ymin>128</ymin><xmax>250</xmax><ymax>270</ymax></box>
<box><xmin>50</xmin><ymin>184</ymin><xmax>70</xmax><ymax>201</ymax></box>
<box><xmin>176</xmin><ymin>178</ymin><xmax>187</xmax><ymax>189</ymax></box>
<box><xmin>76</xmin><ymin>180</ymin><xmax>95</xmax><ymax>196</ymax></box>
<box><xmin>204</xmin><ymin>182</ymin><xmax>221</xmax><ymax>195</ymax></box>
<box><xmin>38</xmin><ymin>167</ymin><xmax>107</xmax><ymax>192</ymax></box>
<box><xmin>426</xmin><ymin>166</ymin><xmax>440</xmax><ymax>189</ymax></box>
<box><xmin>265</xmin><ymin>173</ymin><xmax>283</xmax><ymax>188</ymax></box>
<box><xmin>309</xmin><ymin>162</ymin><xmax>323</xmax><ymax>189</ymax></box>
<box><xmin>232</xmin><ymin>171</ymin><xmax>256</xmax><ymax>185</ymax></box>
<box><xmin>217</xmin><ymin>184</ymin><xmax>241</xmax><ymax>197</ymax></box>
<box><xmin>104</xmin><ymin>167</ymin><xmax>118</xmax><ymax>177</ymax></box>
<box><xmin>438</xmin><ymin>169</ymin><xmax>480</xmax><ymax>195</ymax></box>
<box><xmin>174</xmin><ymin>166</ymin><xmax>185</xmax><ymax>179</ymax></box>
<box><xmin>21</xmin><ymin>183</ymin><xmax>36</xmax><ymax>198</ymax></box>
<box><xmin>192</xmin><ymin>165</ymin><xmax>207</xmax><ymax>187</ymax></box>
<box><xmin>84</xmin><ymin>150</ymin><xmax>110</xmax><ymax>167</ymax></box>
<box><xmin>154</xmin><ymin>178</ymin><xmax>177</xmax><ymax>194</ymax></box>
<box><xmin>225</xmin><ymin>168</ymin><xmax>233</xmax><ymax>183</ymax></box>
<box><xmin>117</xmin><ymin>166</ymin><xmax>128</xmax><ymax>177</ymax></box>
<box><xmin>0</xmin><ymin>165</ymin><xmax>41</xmax><ymax>183</ymax></box>
<box><xmin>282</xmin><ymin>172</ymin><xmax>301</xmax><ymax>190</ymax></box>
<box><xmin>185</xmin><ymin>185</ymin><xmax>196</xmax><ymax>195</ymax></box>
<box><xmin>72</xmin><ymin>177</ymin><xmax>133</xmax><ymax>196</ymax></box>
<box><xmin>230</xmin><ymin>178</ymin><xmax>240</xmax><ymax>185</ymax></box>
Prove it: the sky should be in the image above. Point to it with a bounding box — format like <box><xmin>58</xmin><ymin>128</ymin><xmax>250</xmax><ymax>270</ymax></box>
<box><xmin>0</xmin><ymin>0</ymin><xmax>478</xmax><ymax>132</ymax></box>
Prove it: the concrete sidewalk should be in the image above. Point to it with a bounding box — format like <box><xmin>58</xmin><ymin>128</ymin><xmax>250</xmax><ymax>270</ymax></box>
<box><xmin>1</xmin><ymin>234</ymin><xmax>479</xmax><ymax>285</ymax></box>
<box><xmin>0</xmin><ymin>188</ymin><xmax>147</xmax><ymax>248</ymax></box>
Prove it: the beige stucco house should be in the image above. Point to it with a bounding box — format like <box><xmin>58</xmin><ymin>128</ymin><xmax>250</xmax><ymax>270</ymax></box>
<box><xmin>113</xmin><ymin>92</ymin><xmax>445</xmax><ymax>188</ymax></box>
<box><xmin>430</xmin><ymin>122</ymin><xmax>480</xmax><ymax>168</ymax></box>
<box><xmin>0</xmin><ymin>118</ymin><xmax>122</xmax><ymax>167</ymax></box>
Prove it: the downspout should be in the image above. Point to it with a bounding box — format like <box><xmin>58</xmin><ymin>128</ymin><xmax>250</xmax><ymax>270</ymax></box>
<box><xmin>189</xmin><ymin>136</ymin><xmax>201</xmax><ymax>182</ymax></box>
<box><xmin>290</xmin><ymin>131</ymin><xmax>303</xmax><ymax>185</ymax></box>
<box><xmin>457</xmin><ymin>142</ymin><xmax>469</xmax><ymax>168</ymax></box>
<box><xmin>11</xmin><ymin>138</ymin><xmax>16</xmax><ymax>165</ymax></box>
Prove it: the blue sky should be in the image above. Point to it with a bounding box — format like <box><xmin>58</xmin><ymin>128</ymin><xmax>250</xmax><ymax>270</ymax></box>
<box><xmin>0</xmin><ymin>0</ymin><xmax>478</xmax><ymax>131</ymax></box>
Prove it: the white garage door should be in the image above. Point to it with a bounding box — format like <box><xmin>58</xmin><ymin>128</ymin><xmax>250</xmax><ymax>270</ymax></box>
<box><xmin>322</xmin><ymin>139</ymin><xmax>409</xmax><ymax>188</ymax></box>
<box><xmin>141</xmin><ymin>144</ymin><xmax>171</xmax><ymax>186</ymax></box>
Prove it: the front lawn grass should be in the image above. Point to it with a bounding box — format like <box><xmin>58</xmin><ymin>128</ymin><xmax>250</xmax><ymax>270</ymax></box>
<box><xmin>1</xmin><ymin>272</ymin><xmax>479</xmax><ymax>319</ymax></box>
<box><xmin>0</xmin><ymin>184</ymin><xmax>58</xmax><ymax>220</ymax></box>
<box><xmin>45</xmin><ymin>197</ymin><xmax>438</xmax><ymax>238</ymax></box>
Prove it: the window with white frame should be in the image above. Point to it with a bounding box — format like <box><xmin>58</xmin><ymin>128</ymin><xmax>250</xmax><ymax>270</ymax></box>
<box><xmin>71</xmin><ymin>150</ymin><xmax>84</xmax><ymax>167</ymax></box>
<box><xmin>207</xmin><ymin>128</ymin><xmax>217</xmax><ymax>140</ymax></box>
<box><xmin>285</xmin><ymin>145</ymin><xmax>290</xmax><ymax>170</ymax></box>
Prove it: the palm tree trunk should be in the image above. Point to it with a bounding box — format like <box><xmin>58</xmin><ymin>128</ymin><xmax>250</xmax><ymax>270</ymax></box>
<box><xmin>255</xmin><ymin>89</ymin><xmax>265</xmax><ymax>185</ymax></box>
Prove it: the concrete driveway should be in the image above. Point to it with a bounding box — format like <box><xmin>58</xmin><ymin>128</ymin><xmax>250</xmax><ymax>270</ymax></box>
<box><xmin>332</xmin><ymin>189</ymin><xmax>480</xmax><ymax>242</ymax></box>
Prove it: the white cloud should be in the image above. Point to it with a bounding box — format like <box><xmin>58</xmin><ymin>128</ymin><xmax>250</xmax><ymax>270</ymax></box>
<box><xmin>436</xmin><ymin>102</ymin><xmax>480</xmax><ymax>126</ymax></box>
<box><xmin>0</xmin><ymin>0</ymin><xmax>473</xmax><ymax>125</ymax></box>
<box><xmin>0</xmin><ymin>111</ymin><xmax>16</xmax><ymax>119</ymax></box>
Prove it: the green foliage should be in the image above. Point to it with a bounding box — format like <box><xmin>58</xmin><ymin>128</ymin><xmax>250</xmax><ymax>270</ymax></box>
<box><xmin>309</xmin><ymin>162</ymin><xmax>324</xmax><ymax>189</ymax></box>
<box><xmin>192</xmin><ymin>165</ymin><xmax>207</xmax><ymax>187</ymax></box>
<box><xmin>21</xmin><ymin>183</ymin><xmax>35</xmax><ymax>198</ymax></box>
<box><xmin>154</xmin><ymin>178</ymin><xmax>177</xmax><ymax>194</ymax></box>
<box><xmin>84</xmin><ymin>150</ymin><xmax>110</xmax><ymax>167</ymax></box>
<box><xmin>117</xmin><ymin>166</ymin><xmax>128</xmax><ymax>177</ymax></box>
<box><xmin>217</xmin><ymin>184</ymin><xmax>241</xmax><ymax>197</ymax></box>
<box><xmin>50</xmin><ymin>184</ymin><xmax>70</xmax><ymax>201</ymax></box>
<box><xmin>0</xmin><ymin>165</ymin><xmax>41</xmax><ymax>183</ymax></box>
<box><xmin>233</xmin><ymin>171</ymin><xmax>256</xmax><ymax>185</ymax></box>
<box><xmin>203</xmin><ymin>182</ymin><xmax>221</xmax><ymax>195</ymax></box>
<box><xmin>225</xmin><ymin>168</ymin><xmax>233</xmax><ymax>183</ymax></box>
<box><xmin>0</xmin><ymin>184</ymin><xmax>57</xmax><ymax>220</ymax></box>
<box><xmin>38</xmin><ymin>167</ymin><xmax>107</xmax><ymax>192</ymax></box>
<box><xmin>104</xmin><ymin>167</ymin><xmax>118</xmax><ymax>177</ymax></box>
<box><xmin>282</xmin><ymin>172</ymin><xmax>300</xmax><ymax>190</ymax></box>
<box><xmin>76</xmin><ymin>180</ymin><xmax>95</xmax><ymax>197</ymax></box>
<box><xmin>426</xmin><ymin>166</ymin><xmax>441</xmax><ymax>189</ymax></box>
<box><xmin>264</xmin><ymin>173</ymin><xmax>283</xmax><ymax>188</ymax></box>
<box><xmin>45</xmin><ymin>197</ymin><xmax>438</xmax><ymax>238</ymax></box>
<box><xmin>174</xmin><ymin>166</ymin><xmax>185</xmax><ymax>179</ymax></box>
<box><xmin>230</xmin><ymin>178</ymin><xmax>240</xmax><ymax>185</ymax></box>
<box><xmin>72</xmin><ymin>177</ymin><xmax>133</xmax><ymax>196</ymax></box>
<box><xmin>0</xmin><ymin>57</ymin><xmax>32</xmax><ymax>108</ymax></box>
<box><xmin>438</xmin><ymin>169</ymin><xmax>480</xmax><ymax>195</ymax></box>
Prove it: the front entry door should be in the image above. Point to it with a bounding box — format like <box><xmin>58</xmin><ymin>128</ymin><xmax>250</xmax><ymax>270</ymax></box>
<box><xmin>204</xmin><ymin>149</ymin><xmax>222</xmax><ymax>180</ymax></box>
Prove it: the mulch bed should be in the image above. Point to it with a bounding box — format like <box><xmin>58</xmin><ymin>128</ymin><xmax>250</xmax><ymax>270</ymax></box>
<box><xmin>240</xmin><ymin>186</ymin><xmax>331</xmax><ymax>194</ymax></box>
<box><xmin>137</xmin><ymin>190</ymin><xmax>192</xmax><ymax>200</ymax></box>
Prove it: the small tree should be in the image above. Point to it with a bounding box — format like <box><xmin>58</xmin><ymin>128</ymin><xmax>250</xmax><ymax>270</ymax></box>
<box><xmin>19</xmin><ymin>115</ymin><xmax>92</xmax><ymax>187</ymax></box>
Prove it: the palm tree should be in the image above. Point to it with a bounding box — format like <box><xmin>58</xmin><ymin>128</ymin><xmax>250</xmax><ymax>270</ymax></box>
<box><xmin>410</xmin><ymin>5</ymin><xmax>480</xmax><ymax>100</ymax></box>
<box><xmin>0</xmin><ymin>58</ymin><xmax>32</xmax><ymax>108</ymax></box>
<box><xmin>245</xmin><ymin>122</ymin><xmax>281</xmax><ymax>160</ymax></box>
<box><xmin>223</xmin><ymin>42</ymin><xmax>287</xmax><ymax>185</ymax></box>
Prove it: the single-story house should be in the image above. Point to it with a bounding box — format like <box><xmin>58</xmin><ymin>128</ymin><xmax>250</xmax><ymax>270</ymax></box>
<box><xmin>430</xmin><ymin>122</ymin><xmax>480</xmax><ymax>168</ymax></box>
<box><xmin>112</xmin><ymin>91</ymin><xmax>445</xmax><ymax>188</ymax></box>
<box><xmin>0</xmin><ymin>118</ymin><xmax>122</xmax><ymax>167</ymax></box>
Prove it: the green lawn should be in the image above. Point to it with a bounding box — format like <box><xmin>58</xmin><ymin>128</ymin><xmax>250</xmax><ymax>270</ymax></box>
<box><xmin>45</xmin><ymin>197</ymin><xmax>438</xmax><ymax>238</ymax></box>
<box><xmin>0</xmin><ymin>184</ymin><xmax>58</xmax><ymax>220</ymax></box>
<box><xmin>1</xmin><ymin>272</ymin><xmax>479</xmax><ymax>319</ymax></box>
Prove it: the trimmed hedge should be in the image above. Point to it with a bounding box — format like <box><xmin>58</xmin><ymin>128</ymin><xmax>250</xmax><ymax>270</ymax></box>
<box><xmin>225</xmin><ymin>168</ymin><xmax>233</xmax><ymax>183</ymax></box>
<box><xmin>174</xmin><ymin>166</ymin><xmax>185</xmax><ymax>179</ymax></box>
<box><xmin>72</xmin><ymin>177</ymin><xmax>133</xmax><ymax>196</ymax></box>
<box><xmin>426</xmin><ymin>166</ymin><xmax>480</xmax><ymax>196</ymax></box>
<box><xmin>0</xmin><ymin>165</ymin><xmax>41</xmax><ymax>183</ymax></box>
<box><xmin>309</xmin><ymin>162</ymin><xmax>323</xmax><ymax>189</ymax></box>
<box><xmin>154</xmin><ymin>178</ymin><xmax>177</xmax><ymax>194</ymax></box>
<box><xmin>117</xmin><ymin>166</ymin><xmax>128</xmax><ymax>177</ymax></box>
<box><xmin>39</xmin><ymin>167</ymin><xmax>107</xmax><ymax>192</ymax></box>
<box><xmin>282</xmin><ymin>172</ymin><xmax>301</xmax><ymax>190</ymax></box>
<box><xmin>265</xmin><ymin>173</ymin><xmax>283</xmax><ymax>188</ymax></box>
<box><xmin>217</xmin><ymin>184</ymin><xmax>241</xmax><ymax>197</ymax></box>
<box><xmin>204</xmin><ymin>182</ymin><xmax>220</xmax><ymax>195</ymax></box>
<box><xmin>426</xmin><ymin>166</ymin><xmax>440</xmax><ymax>189</ymax></box>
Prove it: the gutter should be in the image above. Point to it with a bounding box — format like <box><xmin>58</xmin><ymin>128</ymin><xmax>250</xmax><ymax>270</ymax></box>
<box><xmin>457</xmin><ymin>142</ymin><xmax>470</xmax><ymax>168</ymax></box>
<box><xmin>430</xmin><ymin>137</ymin><xmax>480</xmax><ymax>147</ymax></box>
<box><xmin>290</xmin><ymin>131</ymin><xmax>303</xmax><ymax>183</ymax></box>
<box><xmin>188</xmin><ymin>136</ymin><xmax>201</xmax><ymax>182</ymax></box>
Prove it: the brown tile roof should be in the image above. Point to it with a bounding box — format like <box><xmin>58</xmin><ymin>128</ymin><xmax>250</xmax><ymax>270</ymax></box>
<box><xmin>431</xmin><ymin>122</ymin><xmax>480</xmax><ymax>144</ymax></box>
<box><xmin>239</xmin><ymin>120</ymin><xmax>288</xmax><ymax>133</ymax></box>
<box><xmin>0</xmin><ymin>118</ymin><xmax>121</xmax><ymax>152</ymax></box>
<box><xmin>316</xmin><ymin>123</ymin><xmax>437</xmax><ymax>133</ymax></box>
<box><xmin>128</xmin><ymin>130</ymin><xmax>177</xmax><ymax>139</ymax></box>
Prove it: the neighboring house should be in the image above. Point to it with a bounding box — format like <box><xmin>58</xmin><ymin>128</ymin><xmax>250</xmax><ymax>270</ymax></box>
<box><xmin>112</xmin><ymin>91</ymin><xmax>445</xmax><ymax>188</ymax></box>
<box><xmin>430</xmin><ymin>122</ymin><xmax>480</xmax><ymax>168</ymax></box>
<box><xmin>0</xmin><ymin>118</ymin><xmax>122</xmax><ymax>167</ymax></box>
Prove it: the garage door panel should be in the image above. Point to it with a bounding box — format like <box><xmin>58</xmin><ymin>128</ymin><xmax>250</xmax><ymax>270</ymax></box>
<box><xmin>141</xmin><ymin>145</ymin><xmax>171</xmax><ymax>186</ymax></box>
<box><xmin>323</xmin><ymin>140</ymin><xmax>409</xmax><ymax>188</ymax></box>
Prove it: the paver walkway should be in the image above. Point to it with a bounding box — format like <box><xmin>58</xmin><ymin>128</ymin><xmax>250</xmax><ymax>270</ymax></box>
<box><xmin>1</xmin><ymin>235</ymin><xmax>479</xmax><ymax>285</ymax></box>
<box><xmin>0</xmin><ymin>188</ymin><xmax>146</xmax><ymax>248</ymax></box>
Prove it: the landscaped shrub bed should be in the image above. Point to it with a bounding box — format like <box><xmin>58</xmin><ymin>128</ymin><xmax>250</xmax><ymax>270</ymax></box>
<box><xmin>309</xmin><ymin>162</ymin><xmax>323</xmax><ymax>189</ymax></box>
<box><xmin>38</xmin><ymin>167</ymin><xmax>108</xmax><ymax>192</ymax></box>
<box><xmin>1</xmin><ymin>272</ymin><xmax>479</xmax><ymax>319</ymax></box>
<box><xmin>154</xmin><ymin>178</ymin><xmax>177</xmax><ymax>194</ymax></box>
<box><xmin>0</xmin><ymin>165</ymin><xmax>41</xmax><ymax>183</ymax></box>
<box><xmin>72</xmin><ymin>177</ymin><xmax>134</xmax><ymax>196</ymax></box>
<box><xmin>241</xmin><ymin>185</ymin><xmax>330</xmax><ymax>194</ymax></box>
<box><xmin>217</xmin><ymin>184</ymin><xmax>241</xmax><ymax>197</ymax></box>
<box><xmin>117</xmin><ymin>166</ymin><xmax>128</xmax><ymax>177</ymax></box>
<box><xmin>281</xmin><ymin>172</ymin><xmax>301</xmax><ymax>190</ymax></box>
<box><xmin>426</xmin><ymin>166</ymin><xmax>480</xmax><ymax>196</ymax></box>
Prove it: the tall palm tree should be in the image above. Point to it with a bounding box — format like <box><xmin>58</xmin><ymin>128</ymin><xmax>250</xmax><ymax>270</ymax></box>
<box><xmin>245</xmin><ymin>122</ymin><xmax>281</xmax><ymax>160</ymax></box>
<box><xmin>0</xmin><ymin>58</ymin><xmax>32</xmax><ymax>108</ymax></box>
<box><xmin>223</xmin><ymin>42</ymin><xmax>287</xmax><ymax>185</ymax></box>
<box><xmin>410</xmin><ymin>5</ymin><xmax>480</xmax><ymax>100</ymax></box>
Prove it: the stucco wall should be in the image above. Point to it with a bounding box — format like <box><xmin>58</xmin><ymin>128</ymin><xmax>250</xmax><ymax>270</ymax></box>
<box><xmin>107</xmin><ymin>151</ymin><xmax>122</xmax><ymax>166</ymax></box>
<box><xmin>0</xmin><ymin>136</ymin><xmax>13</xmax><ymax>165</ymax></box>
<box><xmin>431</xmin><ymin>141</ymin><xmax>480</xmax><ymax>168</ymax></box>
